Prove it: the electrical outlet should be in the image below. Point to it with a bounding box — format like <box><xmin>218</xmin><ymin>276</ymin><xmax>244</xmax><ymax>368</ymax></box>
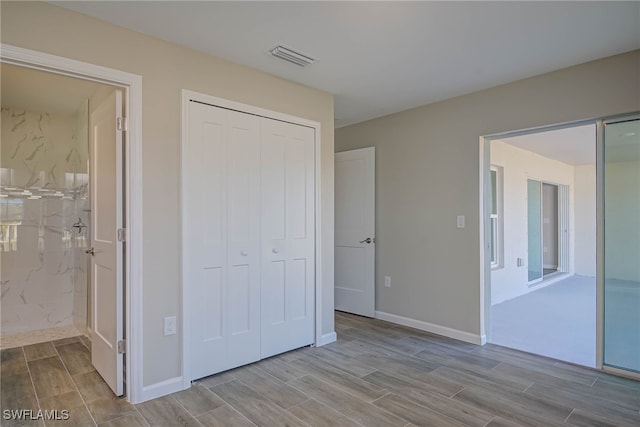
<box><xmin>164</xmin><ymin>316</ymin><xmax>177</xmax><ymax>336</ymax></box>
<box><xmin>384</xmin><ymin>276</ymin><xmax>391</xmax><ymax>288</ymax></box>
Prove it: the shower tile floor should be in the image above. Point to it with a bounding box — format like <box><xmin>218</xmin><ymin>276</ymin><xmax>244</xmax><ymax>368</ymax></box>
<box><xmin>0</xmin><ymin>325</ymin><xmax>86</xmax><ymax>350</ymax></box>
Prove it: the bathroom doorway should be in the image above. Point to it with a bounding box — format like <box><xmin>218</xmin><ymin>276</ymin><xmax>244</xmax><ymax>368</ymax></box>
<box><xmin>1</xmin><ymin>63</ymin><xmax>126</xmax><ymax>395</ymax></box>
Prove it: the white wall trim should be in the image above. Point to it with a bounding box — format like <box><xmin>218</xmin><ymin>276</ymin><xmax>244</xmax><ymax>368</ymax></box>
<box><xmin>1</xmin><ymin>44</ymin><xmax>145</xmax><ymax>404</ymax></box>
<box><xmin>141</xmin><ymin>376</ymin><xmax>185</xmax><ymax>402</ymax></box>
<box><xmin>180</xmin><ymin>90</ymin><xmax>325</xmax><ymax>386</ymax></box>
<box><xmin>479</xmin><ymin>136</ymin><xmax>491</xmax><ymax>344</ymax></box>
<box><xmin>317</xmin><ymin>332</ymin><xmax>337</xmax><ymax>347</ymax></box>
<box><xmin>375</xmin><ymin>311</ymin><xmax>484</xmax><ymax>345</ymax></box>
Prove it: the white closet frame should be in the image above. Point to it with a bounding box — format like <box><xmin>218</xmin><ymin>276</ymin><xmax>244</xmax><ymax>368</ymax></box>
<box><xmin>179</xmin><ymin>89</ymin><xmax>323</xmax><ymax>390</ymax></box>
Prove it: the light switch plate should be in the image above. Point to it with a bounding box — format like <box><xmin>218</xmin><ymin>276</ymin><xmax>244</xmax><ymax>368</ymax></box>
<box><xmin>164</xmin><ymin>316</ymin><xmax>177</xmax><ymax>336</ymax></box>
<box><xmin>457</xmin><ymin>215</ymin><xmax>465</xmax><ymax>228</ymax></box>
<box><xmin>384</xmin><ymin>276</ymin><xmax>391</xmax><ymax>288</ymax></box>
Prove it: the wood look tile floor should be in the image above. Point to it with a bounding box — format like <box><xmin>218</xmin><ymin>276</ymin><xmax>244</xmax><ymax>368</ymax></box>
<box><xmin>2</xmin><ymin>312</ymin><xmax>639</xmax><ymax>426</ymax></box>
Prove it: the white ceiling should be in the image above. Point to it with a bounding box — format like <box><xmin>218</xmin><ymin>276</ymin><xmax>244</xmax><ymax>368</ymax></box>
<box><xmin>51</xmin><ymin>1</ymin><xmax>640</xmax><ymax>128</ymax></box>
<box><xmin>498</xmin><ymin>124</ymin><xmax>596</xmax><ymax>166</ymax></box>
<box><xmin>1</xmin><ymin>63</ymin><xmax>106</xmax><ymax>115</ymax></box>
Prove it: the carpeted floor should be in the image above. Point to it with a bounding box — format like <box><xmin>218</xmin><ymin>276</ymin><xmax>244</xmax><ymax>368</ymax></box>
<box><xmin>491</xmin><ymin>275</ymin><xmax>597</xmax><ymax>367</ymax></box>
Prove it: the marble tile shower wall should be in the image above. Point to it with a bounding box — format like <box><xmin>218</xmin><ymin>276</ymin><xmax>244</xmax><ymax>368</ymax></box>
<box><xmin>72</xmin><ymin>101</ymin><xmax>90</xmax><ymax>333</ymax></box>
<box><xmin>1</xmin><ymin>104</ymin><xmax>90</xmax><ymax>337</ymax></box>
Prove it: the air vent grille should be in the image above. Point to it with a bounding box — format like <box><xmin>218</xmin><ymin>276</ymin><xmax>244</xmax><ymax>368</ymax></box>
<box><xmin>269</xmin><ymin>45</ymin><xmax>317</xmax><ymax>67</ymax></box>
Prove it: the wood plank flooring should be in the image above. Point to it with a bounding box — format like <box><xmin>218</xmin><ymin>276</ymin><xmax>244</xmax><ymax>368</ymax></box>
<box><xmin>1</xmin><ymin>312</ymin><xmax>639</xmax><ymax>426</ymax></box>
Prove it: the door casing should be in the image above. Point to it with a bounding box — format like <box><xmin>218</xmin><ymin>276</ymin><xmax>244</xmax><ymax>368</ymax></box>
<box><xmin>0</xmin><ymin>44</ymin><xmax>145</xmax><ymax>402</ymax></box>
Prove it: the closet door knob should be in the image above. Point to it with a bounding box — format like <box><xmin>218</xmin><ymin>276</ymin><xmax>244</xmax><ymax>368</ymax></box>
<box><xmin>272</xmin><ymin>248</ymin><xmax>279</xmax><ymax>254</ymax></box>
<box><xmin>240</xmin><ymin>251</ymin><xmax>248</xmax><ymax>256</ymax></box>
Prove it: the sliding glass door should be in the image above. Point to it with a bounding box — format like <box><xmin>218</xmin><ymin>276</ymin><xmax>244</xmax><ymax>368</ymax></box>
<box><xmin>603</xmin><ymin>117</ymin><xmax>640</xmax><ymax>373</ymax></box>
<box><xmin>528</xmin><ymin>179</ymin><xmax>543</xmax><ymax>282</ymax></box>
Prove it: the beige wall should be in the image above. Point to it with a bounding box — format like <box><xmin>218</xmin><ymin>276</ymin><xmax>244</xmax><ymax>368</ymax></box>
<box><xmin>336</xmin><ymin>50</ymin><xmax>639</xmax><ymax>338</ymax></box>
<box><xmin>1</xmin><ymin>1</ymin><xmax>334</xmax><ymax>386</ymax></box>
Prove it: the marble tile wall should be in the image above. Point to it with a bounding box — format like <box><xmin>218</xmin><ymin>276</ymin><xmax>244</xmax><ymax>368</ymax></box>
<box><xmin>1</xmin><ymin>104</ymin><xmax>90</xmax><ymax>337</ymax></box>
<box><xmin>72</xmin><ymin>101</ymin><xmax>90</xmax><ymax>334</ymax></box>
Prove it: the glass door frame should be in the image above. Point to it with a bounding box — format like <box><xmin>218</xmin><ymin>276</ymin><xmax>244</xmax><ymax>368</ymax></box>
<box><xmin>526</xmin><ymin>179</ymin><xmax>565</xmax><ymax>286</ymax></box>
<box><xmin>597</xmin><ymin>113</ymin><xmax>640</xmax><ymax>379</ymax></box>
<box><xmin>527</xmin><ymin>178</ymin><xmax>544</xmax><ymax>284</ymax></box>
<box><xmin>480</xmin><ymin>111</ymin><xmax>640</xmax><ymax>380</ymax></box>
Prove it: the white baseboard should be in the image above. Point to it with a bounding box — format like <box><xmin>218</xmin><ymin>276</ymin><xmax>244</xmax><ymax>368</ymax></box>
<box><xmin>316</xmin><ymin>331</ymin><xmax>337</xmax><ymax>347</ymax></box>
<box><xmin>375</xmin><ymin>311</ymin><xmax>484</xmax><ymax>345</ymax></box>
<box><xmin>140</xmin><ymin>376</ymin><xmax>186</xmax><ymax>402</ymax></box>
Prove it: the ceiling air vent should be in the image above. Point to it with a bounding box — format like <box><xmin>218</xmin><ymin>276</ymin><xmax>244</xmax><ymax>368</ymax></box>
<box><xmin>269</xmin><ymin>45</ymin><xmax>317</xmax><ymax>67</ymax></box>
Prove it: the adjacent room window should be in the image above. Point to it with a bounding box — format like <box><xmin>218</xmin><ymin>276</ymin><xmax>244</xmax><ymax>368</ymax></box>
<box><xmin>490</xmin><ymin>166</ymin><xmax>503</xmax><ymax>268</ymax></box>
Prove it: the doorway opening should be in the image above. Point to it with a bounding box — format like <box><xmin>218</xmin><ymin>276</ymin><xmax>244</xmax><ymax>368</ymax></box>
<box><xmin>486</xmin><ymin>123</ymin><xmax>597</xmax><ymax>367</ymax></box>
<box><xmin>0</xmin><ymin>63</ymin><xmax>126</xmax><ymax>397</ymax></box>
<box><xmin>1</xmin><ymin>43</ymin><xmax>144</xmax><ymax>402</ymax></box>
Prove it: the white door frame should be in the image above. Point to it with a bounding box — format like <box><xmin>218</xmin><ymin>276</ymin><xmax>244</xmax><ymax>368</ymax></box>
<box><xmin>1</xmin><ymin>44</ymin><xmax>145</xmax><ymax>403</ymax></box>
<box><xmin>180</xmin><ymin>89</ymin><xmax>323</xmax><ymax>390</ymax></box>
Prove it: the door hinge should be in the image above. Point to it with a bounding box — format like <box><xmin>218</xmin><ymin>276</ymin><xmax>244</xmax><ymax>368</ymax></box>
<box><xmin>116</xmin><ymin>117</ymin><xmax>128</xmax><ymax>132</ymax></box>
<box><xmin>117</xmin><ymin>340</ymin><xmax>126</xmax><ymax>354</ymax></box>
<box><xmin>117</xmin><ymin>228</ymin><xmax>126</xmax><ymax>242</ymax></box>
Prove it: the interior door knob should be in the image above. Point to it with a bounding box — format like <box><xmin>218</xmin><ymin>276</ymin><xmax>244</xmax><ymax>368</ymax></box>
<box><xmin>240</xmin><ymin>251</ymin><xmax>248</xmax><ymax>256</ymax></box>
<box><xmin>85</xmin><ymin>247</ymin><xmax>95</xmax><ymax>256</ymax></box>
<box><xmin>272</xmin><ymin>248</ymin><xmax>279</xmax><ymax>254</ymax></box>
<box><xmin>360</xmin><ymin>237</ymin><xmax>373</xmax><ymax>244</ymax></box>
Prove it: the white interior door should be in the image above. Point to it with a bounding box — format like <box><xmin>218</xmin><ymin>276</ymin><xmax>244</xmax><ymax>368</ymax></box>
<box><xmin>261</xmin><ymin>118</ymin><xmax>315</xmax><ymax>358</ymax></box>
<box><xmin>89</xmin><ymin>89</ymin><xmax>123</xmax><ymax>396</ymax></box>
<box><xmin>335</xmin><ymin>147</ymin><xmax>375</xmax><ymax>317</ymax></box>
<box><xmin>186</xmin><ymin>102</ymin><xmax>261</xmax><ymax>381</ymax></box>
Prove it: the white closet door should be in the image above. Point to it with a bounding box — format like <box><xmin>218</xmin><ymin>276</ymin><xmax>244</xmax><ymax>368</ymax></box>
<box><xmin>226</xmin><ymin>110</ymin><xmax>261</xmax><ymax>367</ymax></box>
<box><xmin>186</xmin><ymin>102</ymin><xmax>260</xmax><ymax>380</ymax></box>
<box><xmin>260</xmin><ymin>118</ymin><xmax>315</xmax><ymax>358</ymax></box>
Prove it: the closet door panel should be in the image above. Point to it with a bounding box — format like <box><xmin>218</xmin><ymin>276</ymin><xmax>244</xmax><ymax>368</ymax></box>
<box><xmin>288</xmin><ymin>258</ymin><xmax>308</xmax><ymax>320</ymax></box>
<box><xmin>187</xmin><ymin>102</ymin><xmax>229</xmax><ymax>379</ymax></box>
<box><xmin>261</xmin><ymin>118</ymin><xmax>315</xmax><ymax>358</ymax></box>
<box><xmin>187</xmin><ymin>100</ymin><xmax>316</xmax><ymax>380</ymax></box>
<box><xmin>226</xmin><ymin>111</ymin><xmax>261</xmax><ymax>366</ymax></box>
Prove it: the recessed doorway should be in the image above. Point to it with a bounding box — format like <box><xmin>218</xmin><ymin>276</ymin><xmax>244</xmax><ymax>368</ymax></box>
<box><xmin>485</xmin><ymin>123</ymin><xmax>597</xmax><ymax>367</ymax></box>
